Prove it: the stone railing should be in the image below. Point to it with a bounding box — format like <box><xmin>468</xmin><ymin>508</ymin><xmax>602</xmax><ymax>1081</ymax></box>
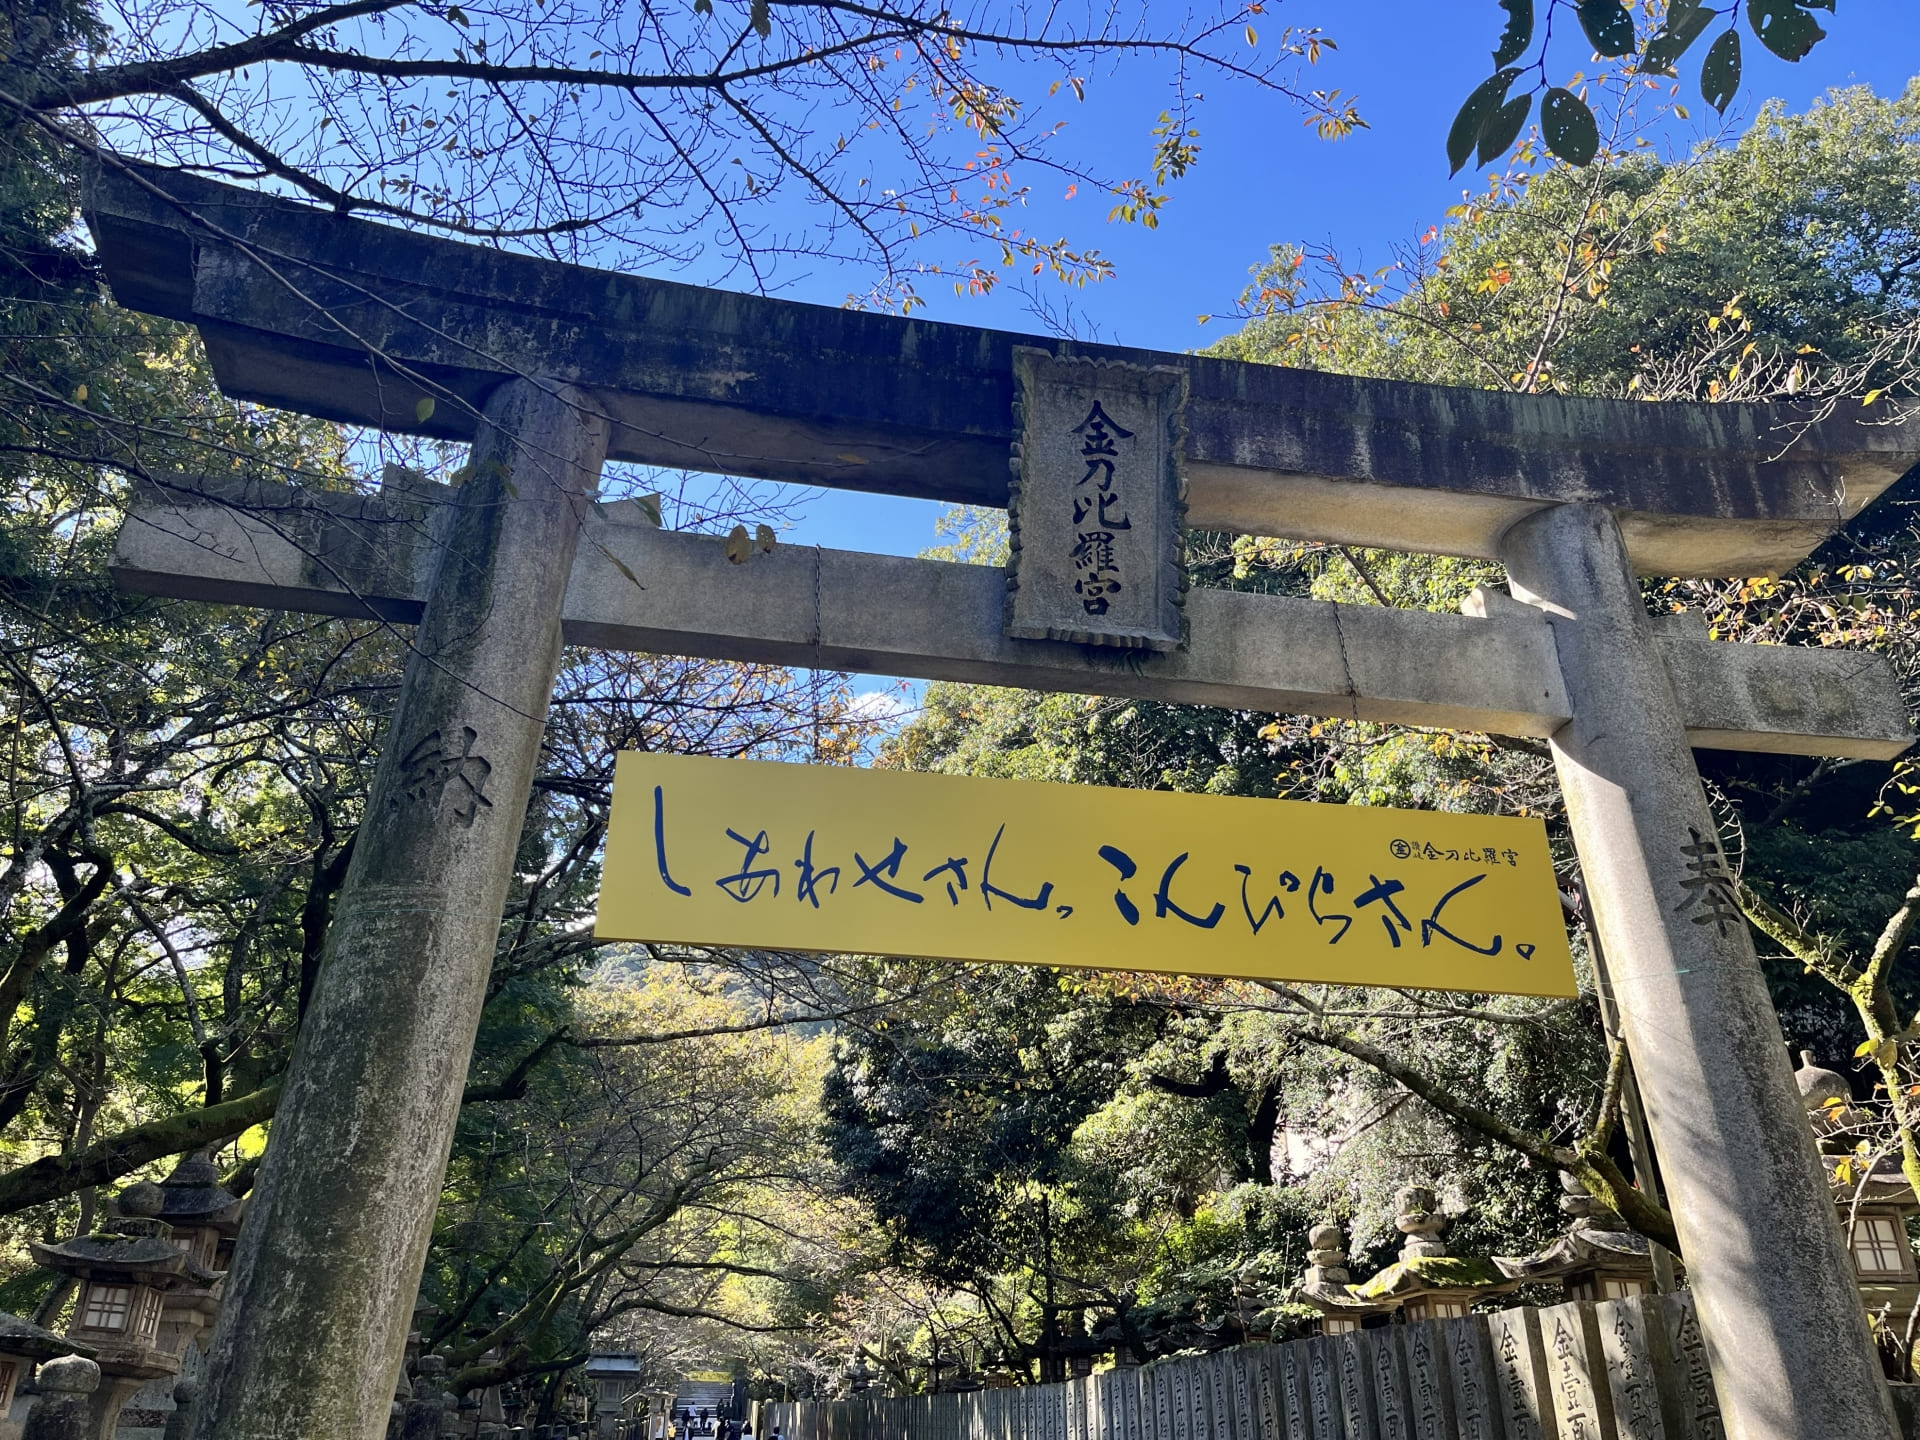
<box><xmin>763</xmin><ymin>1293</ymin><xmax>1727</xmax><ymax>1440</ymax></box>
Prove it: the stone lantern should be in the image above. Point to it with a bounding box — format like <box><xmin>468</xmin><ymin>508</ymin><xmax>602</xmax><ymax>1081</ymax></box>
<box><xmin>0</xmin><ymin>1310</ymin><xmax>91</xmax><ymax>1420</ymax></box>
<box><xmin>1285</xmin><ymin>1221</ymin><xmax>1396</xmax><ymax>1334</ymax></box>
<box><xmin>1349</xmin><ymin>1187</ymin><xmax>1516</xmax><ymax>1323</ymax></box>
<box><xmin>76</xmin><ymin>1153</ymin><xmax>240</xmax><ymax>1437</ymax></box>
<box><xmin>846</xmin><ymin>1355</ymin><xmax>873</xmax><ymax>1396</ymax></box>
<box><xmin>154</xmin><ymin>1149</ymin><xmax>241</xmax><ymax>1273</ymax></box>
<box><xmin>586</xmin><ymin>1353</ymin><xmax>643</xmax><ymax>1440</ymax></box>
<box><xmin>29</xmin><ymin>1180</ymin><xmax>215</xmax><ymax>1438</ymax></box>
<box><xmin>155</xmin><ymin>1149</ymin><xmax>240</xmax><ymax>1362</ymax></box>
<box><xmin>1494</xmin><ymin>1171</ymin><xmax>1665</xmax><ymax>1302</ymax></box>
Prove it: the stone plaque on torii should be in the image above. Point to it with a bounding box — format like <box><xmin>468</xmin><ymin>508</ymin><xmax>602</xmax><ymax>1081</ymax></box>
<box><xmin>84</xmin><ymin>158</ymin><xmax>1919</xmax><ymax>1440</ymax></box>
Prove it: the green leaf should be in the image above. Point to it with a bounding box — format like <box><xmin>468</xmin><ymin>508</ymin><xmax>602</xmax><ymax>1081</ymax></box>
<box><xmin>724</xmin><ymin>524</ymin><xmax>752</xmax><ymax>564</ymax></box>
<box><xmin>445</xmin><ymin>4</ymin><xmax>468</xmax><ymax>23</ymax></box>
<box><xmin>749</xmin><ymin>0</ymin><xmax>770</xmax><ymax>36</ymax></box>
<box><xmin>1541</xmin><ymin>87</ymin><xmax>1599</xmax><ymax>166</ymax></box>
<box><xmin>693</xmin><ymin>0</ymin><xmax>711</xmax><ymax>11</ymax></box>
<box><xmin>1746</xmin><ymin>0</ymin><xmax>1826</xmax><ymax>60</ymax></box>
<box><xmin>635</xmin><ymin>493</ymin><xmax>663</xmax><ymax>526</ymax></box>
<box><xmin>754</xmin><ymin>523</ymin><xmax>777</xmax><ymax>554</ymax></box>
<box><xmin>1575</xmin><ymin>0</ymin><xmax>1636</xmax><ymax>57</ymax></box>
<box><xmin>1492</xmin><ymin>0</ymin><xmax>1533</xmax><ymax>66</ymax></box>
<box><xmin>1477</xmin><ymin>92</ymin><xmax>1532</xmax><ymax>167</ymax></box>
<box><xmin>1700</xmin><ymin>29</ymin><xmax>1741</xmax><ymax>114</ymax></box>
<box><xmin>414</xmin><ymin>396</ymin><xmax>436</xmax><ymax>423</ymax></box>
<box><xmin>1447</xmin><ymin>68</ymin><xmax>1522</xmax><ymax>176</ymax></box>
<box><xmin>1643</xmin><ymin>1</ymin><xmax>1715</xmax><ymax>71</ymax></box>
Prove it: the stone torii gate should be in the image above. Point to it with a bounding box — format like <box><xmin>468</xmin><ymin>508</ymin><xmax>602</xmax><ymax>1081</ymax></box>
<box><xmin>84</xmin><ymin>159</ymin><xmax>1920</xmax><ymax>1440</ymax></box>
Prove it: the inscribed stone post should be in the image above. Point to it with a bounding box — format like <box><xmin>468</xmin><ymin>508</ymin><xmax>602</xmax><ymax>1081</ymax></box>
<box><xmin>1540</xmin><ymin>1302</ymin><xmax>1613</xmax><ymax>1440</ymax></box>
<box><xmin>1365</xmin><ymin>1329</ymin><xmax>1412</xmax><ymax>1440</ymax></box>
<box><xmin>1329</xmin><ymin>1333</ymin><xmax>1376</xmax><ymax>1440</ymax></box>
<box><xmin>1095</xmin><ymin>1372</ymin><xmax>1115</xmax><ymax>1440</ymax></box>
<box><xmin>1502</xmin><ymin>503</ymin><xmax>1900</xmax><ymax>1440</ymax></box>
<box><xmin>1305</xmin><ymin>1339</ymin><xmax>1339</xmax><ymax>1440</ymax></box>
<box><xmin>1231</xmin><ymin>1347</ymin><xmax>1258</xmax><ymax>1440</ymax></box>
<box><xmin>187</xmin><ymin>380</ymin><xmax>609</xmax><ymax>1440</ymax></box>
<box><xmin>1153</xmin><ymin>1363</ymin><xmax>1174</xmax><ymax>1440</ymax></box>
<box><xmin>1442</xmin><ymin>1316</ymin><xmax>1500</xmax><ymax>1440</ymax></box>
<box><xmin>1206</xmin><ymin>1353</ymin><xmax>1236</xmax><ymax>1440</ymax></box>
<box><xmin>1006</xmin><ymin>349</ymin><xmax>1188</xmax><ymax>651</ymax></box>
<box><xmin>1654</xmin><ymin>1295</ymin><xmax>1726</xmax><ymax>1440</ymax></box>
<box><xmin>1485</xmin><ymin>1308</ymin><xmax>1552</xmax><ymax>1440</ymax></box>
<box><xmin>1276</xmin><ymin>1343</ymin><xmax>1311</xmax><ymax>1440</ymax></box>
<box><xmin>1171</xmin><ymin>1363</ymin><xmax>1194</xmax><ymax>1440</ymax></box>
<box><xmin>1123</xmin><ymin>1368</ymin><xmax>1145</xmax><ymax>1440</ymax></box>
<box><xmin>1251</xmin><ymin>1347</ymin><xmax>1282</xmax><ymax>1440</ymax></box>
<box><xmin>1597</xmin><ymin>1295</ymin><xmax>1667</xmax><ymax>1440</ymax></box>
<box><xmin>1068</xmin><ymin>1376</ymin><xmax>1087</xmax><ymax>1440</ymax></box>
<box><xmin>1398</xmin><ymin>1321</ymin><xmax>1455</xmax><ymax>1440</ymax></box>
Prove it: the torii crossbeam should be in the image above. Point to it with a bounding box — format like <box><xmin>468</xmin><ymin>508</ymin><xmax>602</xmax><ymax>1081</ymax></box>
<box><xmin>84</xmin><ymin>157</ymin><xmax>1920</xmax><ymax>1440</ymax></box>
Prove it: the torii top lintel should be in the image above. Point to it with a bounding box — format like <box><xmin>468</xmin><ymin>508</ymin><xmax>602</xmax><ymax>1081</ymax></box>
<box><xmin>84</xmin><ymin>159</ymin><xmax>1918</xmax><ymax>579</ymax></box>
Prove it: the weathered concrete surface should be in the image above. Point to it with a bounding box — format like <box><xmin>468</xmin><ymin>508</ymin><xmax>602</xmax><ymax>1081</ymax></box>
<box><xmin>1502</xmin><ymin>503</ymin><xmax>1899</xmax><ymax>1440</ymax></box>
<box><xmin>183</xmin><ymin>383</ymin><xmax>609</xmax><ymax>1440</ymax></box>
<box><xmin>113</xmin><ymin>475</ymin><xmax>1915</xmax><ymax>760</ymax></box>
<box><xmin>82</xmin><ymin>159</ymin><xmax>1920</xmax><ymax>579</ymax></box>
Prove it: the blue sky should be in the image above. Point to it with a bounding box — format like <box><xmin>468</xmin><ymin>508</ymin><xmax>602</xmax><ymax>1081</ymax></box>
<box><xmin>755</xmin><ymin>1</ymin><xmax>1920</xmax><ymax>561</ymax></box>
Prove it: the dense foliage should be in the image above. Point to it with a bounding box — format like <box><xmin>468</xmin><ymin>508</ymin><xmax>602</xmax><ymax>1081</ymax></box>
<box><xmin>800</xmin><ymin>76</ymin><xmax>1920</xmax><ymax>1390</ymax></box>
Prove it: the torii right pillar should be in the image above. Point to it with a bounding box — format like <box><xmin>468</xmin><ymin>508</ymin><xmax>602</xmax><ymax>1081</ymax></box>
<box><xmin>1504</xmin><ymin>502</ymin><xmax>1899</xmax><ymax>1440</ymax></box>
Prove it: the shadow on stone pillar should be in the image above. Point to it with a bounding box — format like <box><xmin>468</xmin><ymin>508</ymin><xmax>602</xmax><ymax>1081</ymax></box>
<box><xmin>22</xmin><ymin>1357</ymin><xmax>99</xmax><ymax>1440</ymax></box>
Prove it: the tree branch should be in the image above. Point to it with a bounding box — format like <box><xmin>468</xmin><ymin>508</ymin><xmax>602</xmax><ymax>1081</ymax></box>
<box><xmin>1292</xmin><ymin>1025</ymin><xmax>1679</xmax><ymax>1251</ymax></box>
<box><xmin>0</xmin><ymin>1083</ymin><xmax>281</xmax><ymax>1216</ymax></box>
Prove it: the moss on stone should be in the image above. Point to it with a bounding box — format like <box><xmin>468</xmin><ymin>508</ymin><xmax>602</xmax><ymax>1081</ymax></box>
<box><xmin>1350</xmin><ymin>1256</ymin><xmax>1507</xmax><ymax>1301</ymax></box>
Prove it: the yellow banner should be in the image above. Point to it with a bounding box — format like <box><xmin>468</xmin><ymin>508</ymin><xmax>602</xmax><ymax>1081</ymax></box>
<box><xmin>597</xmin><ymin>754</ymin><xmax>1576</xmax><ymax>997</ymax></box>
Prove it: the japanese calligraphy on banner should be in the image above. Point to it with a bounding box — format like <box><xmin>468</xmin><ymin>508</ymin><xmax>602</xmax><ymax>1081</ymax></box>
<box><xmin>597</xmin><ymin>754</ymin><xmax>1577</xmax><ymax>998</ymax></box>
<box><xmin>1005</xmin><ymin>347</ymin><xmax>1189</xmax><ymax>651</ymax></box>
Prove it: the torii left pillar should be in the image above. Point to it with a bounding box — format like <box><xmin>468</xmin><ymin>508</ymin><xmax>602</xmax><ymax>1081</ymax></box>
<box><xmin>185</xmin><ymin>380</ymin><xmax>610</xmax><ymax>1440</ymax></box>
